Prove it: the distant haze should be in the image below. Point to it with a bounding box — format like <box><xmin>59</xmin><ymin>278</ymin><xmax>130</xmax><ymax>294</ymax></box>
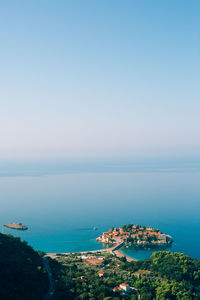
<box><xmin>0</xmin><ymin>0</ymin><xmax>200</xmax><ymax>159</ymax></box>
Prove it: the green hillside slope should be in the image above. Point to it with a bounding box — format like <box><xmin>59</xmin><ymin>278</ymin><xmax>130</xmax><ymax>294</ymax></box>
<box><xmin>0</xmin><ymin>233</ymin><xmax>48</xmax><ymax>300</ymax></box>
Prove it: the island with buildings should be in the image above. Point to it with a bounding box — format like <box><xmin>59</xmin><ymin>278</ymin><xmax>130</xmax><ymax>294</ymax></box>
<box><xmin>1</xmin><ymin>231</ymin><xmax>199</xmax><ymax>299</ymax></box>
<box><xmin>4</xmin><ymin>223</ymin><xmax>28</xmax><ymax>230</ymax></box>
<box><xmin>96</xmin><ymin>224</ymin><xmax>173</xmax><ymax>249</ymax></box>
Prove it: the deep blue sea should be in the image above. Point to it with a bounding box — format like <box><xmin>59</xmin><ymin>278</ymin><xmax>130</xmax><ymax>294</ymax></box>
<box><xmin>1</xmin><ymin>158</ymin><xmax>200</xmax><ymax>260</ymax></box>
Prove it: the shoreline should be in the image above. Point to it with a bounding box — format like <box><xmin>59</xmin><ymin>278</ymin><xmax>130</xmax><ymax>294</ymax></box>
<box><xmin>46</xmin><ymin>244</ymin><xmax>137</xmax><ymax>261</ymax></box>
<box><xmin>113</xmin><ymin>249</ymin><xmax>137</xmax><ymax>262</ymax></box>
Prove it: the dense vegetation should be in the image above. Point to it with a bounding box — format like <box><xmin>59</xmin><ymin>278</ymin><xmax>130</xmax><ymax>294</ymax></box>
<box><xmin>119</xmin><ymin>251</ymin><xmax>200</xmax><ymax>299</ymax></box>
<box><xmin>49</xmin><ymin>251</ymin><xmax>200</xmax><ymax>300</ymax></box>
<box><xmin>0</xmin><ymin>233</ymin><xmax>48</xmax><ymax>300</ymax></box>
<box><xmin>0</xmin><ymin>232</ymin><xmax>200</xmax><ymax>299</ymax></box>
<box><xmin>49</xmin><ymin>255</ymin><xmax>136</xmax><ymax>300</ymax></box>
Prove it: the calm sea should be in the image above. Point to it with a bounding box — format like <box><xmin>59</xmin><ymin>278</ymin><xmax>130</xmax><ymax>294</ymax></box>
<box><xmin>1</xmin><ymin>158</ymin><xmax>200</xmax><ymax>260</ymax></box>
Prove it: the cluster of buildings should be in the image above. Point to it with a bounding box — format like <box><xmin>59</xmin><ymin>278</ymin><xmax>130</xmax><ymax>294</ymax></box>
<box><xmin>96</xmin><ymin>224</ymin><xmax>172</xmax><ymax>246</ymax></box>
<box><xmin>82</xmin><ymin>255</ymin><xmax>104</xmax><ymax>265</ymax></box>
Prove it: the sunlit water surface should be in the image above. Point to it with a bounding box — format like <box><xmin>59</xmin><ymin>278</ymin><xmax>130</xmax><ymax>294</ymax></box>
<box><xmin>1</xmin><ymin>159</ymin><xmax>200</xmax><ymax>260</ymax></box>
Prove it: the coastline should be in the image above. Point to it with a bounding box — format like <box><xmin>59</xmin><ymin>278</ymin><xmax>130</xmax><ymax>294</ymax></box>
<box><xmin>46</xmin><ymin>248</ymin><xmax>111</xmax><ymax>259</ymax></box>
<box><xmin>113</xmin><ymin>249</ymin><xmax>137</xmax><ymax>262</ymax></box>
<box><xmin>46</xmin><ymin>243</ymin><xmax>137</xmax><ymax>261</ymax></box>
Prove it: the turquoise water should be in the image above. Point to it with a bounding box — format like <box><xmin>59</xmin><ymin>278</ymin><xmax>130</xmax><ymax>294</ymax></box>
<box><xmin>1</xmin><ymin>159</ymin><xmax>200</xmax><ymax>260</ymax></box>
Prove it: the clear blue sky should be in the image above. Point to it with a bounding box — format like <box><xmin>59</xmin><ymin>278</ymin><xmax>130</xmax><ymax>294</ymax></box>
<box><xmin>0</xmin><ymin>0</ymin><xmax>200</xmax><ymax>159</ymax></box>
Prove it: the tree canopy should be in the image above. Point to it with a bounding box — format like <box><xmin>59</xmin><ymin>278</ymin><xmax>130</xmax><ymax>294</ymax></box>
<box><xmin>0</xmin><ymin>233</ymin><xmax>48</xmax><ymax>300</ymax></box>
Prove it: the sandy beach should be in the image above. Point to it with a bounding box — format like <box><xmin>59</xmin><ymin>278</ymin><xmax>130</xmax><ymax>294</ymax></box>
<box><xmin>46</xmin><ymin>246</ymin><xmax>137</xmax><ymax>261</ymax></box>
<box><xmin>113</xmin><ymin>250</ymin><xmax>137</xmax><ymax>262</ymax></box>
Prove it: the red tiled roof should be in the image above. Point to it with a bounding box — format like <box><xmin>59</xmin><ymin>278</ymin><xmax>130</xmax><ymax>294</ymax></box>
<box><xmin>120</xmin><ymin>283</ymin><xmax>129</xmax><ymax>287</ymax></box>
<box><xmin>113</xmin><ymin>286</ymin><xmax>122</xmax><ymax>291</ymax></box>
<box><xmin>84</xmin><ymin>258</ymin><xmax>103</xmax><ymax>265</ymax></box>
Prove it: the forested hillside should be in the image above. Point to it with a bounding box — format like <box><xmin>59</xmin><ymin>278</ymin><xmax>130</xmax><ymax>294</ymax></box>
<box><xmin>0</xmin><ymin>233</ymin><xmax>48</xmax><ymax>300</ymax></box>
<box><xmin>48</xmin><ymin>250</ymin><xmax>200</xmax><ymax>299</ymax></box>
<box><xmin>0</xmin><ymin>233</ymin><xmax>200</xmax><ymax>300</ymax></box>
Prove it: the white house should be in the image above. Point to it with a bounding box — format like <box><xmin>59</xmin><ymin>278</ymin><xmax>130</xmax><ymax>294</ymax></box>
<box><xmin>119</xmin><ymin>283</ymin><xmax>130</xmax><ymax>292</ymax></box>
<box><xmin>98</xmin><ymin>271</ymin><xmax>105</xmax><ymax>277</ymax></box>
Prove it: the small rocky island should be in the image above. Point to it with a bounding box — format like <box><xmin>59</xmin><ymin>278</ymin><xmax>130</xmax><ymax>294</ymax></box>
<box><xmin>96</xmin><ymin>224</ymin><xmax>173</xmax><ymax>249</ymax></box>
<box><xmin>4</xmin><ymin>223</ymin><xmax>28</xmax><ymax>231</ymax></box>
